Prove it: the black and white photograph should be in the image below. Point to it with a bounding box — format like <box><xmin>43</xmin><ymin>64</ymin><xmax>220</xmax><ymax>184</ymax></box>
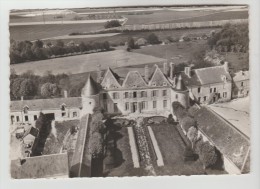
<box><xmin>0</xmin><ymin>0</ymin><xmax>260</xmax><ymax>188</ymax></box>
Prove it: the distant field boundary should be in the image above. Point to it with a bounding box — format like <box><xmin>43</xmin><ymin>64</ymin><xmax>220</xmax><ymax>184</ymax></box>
<box><xmin>89</xmin><ymin>19</ymin><xmax>248</xmax><ymax>34</ymax></box>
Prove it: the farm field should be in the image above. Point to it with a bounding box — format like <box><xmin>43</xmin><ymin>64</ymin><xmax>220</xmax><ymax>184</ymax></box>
<box><xmin>153</xmin><ymin>10</ymin><xmax>248</xmax><ymax>24</ymax></box>
<box><xmin>10</xmin><ymin>49</ymin><xmax>166</xmax><ymax>75</ymax></box>
<box><xmin>9</xmin><ymin>23</ymin><xmax>104</xmax><ymax>41</ymax></box>
<box><xmin>209</xmin><ymin>96</ymin><xmax>250</xmax><ymax>137</ymax></box>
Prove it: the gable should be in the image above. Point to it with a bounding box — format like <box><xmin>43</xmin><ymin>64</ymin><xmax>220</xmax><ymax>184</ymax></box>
<box><xmin>149</xmin><ymin>66</ymin><xmax>171</xmax><ymax>87</ymax></box>
<box><xmin>101</xmin><ymin>68</ymin><xmax>121</xmax><ymax>89</ymax></box>
<box><xmin>122</xmin><ymin>71</ymin><xmax>147</xmax><ymax>88</ymax></box>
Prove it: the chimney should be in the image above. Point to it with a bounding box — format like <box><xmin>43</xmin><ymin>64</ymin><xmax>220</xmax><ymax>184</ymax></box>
<box><xmin>163</xmin><ymin>62</ymin><xmax>168</xmax><ymax>75</ymax></box>
<box><xmin>64</xmin><ymin>90</ymin><xmax>68</xmax><ymax>98</ymax></box>
<box><xmin>21</xmin><ymin>96</ymin><xmax>24</xmax><ymax>101</ymax></box>
<box><xmin>184</xmin><ymin>67</ymin><xmax>191</xmax><ymax>78</ymax></box>
<box><xmin>170</xmin><ymin>62</ymin><xmax>175</xmax><ymax>79</ymax></box>
<box><xmin>224</xmin><ymin>61</ymin><xmax>229</xmax><ymax>72</ymax></box>
<box><xmin>144</xmin><ymin>65</ymin><xmax>149</xmax><ymax>82</ymax></box>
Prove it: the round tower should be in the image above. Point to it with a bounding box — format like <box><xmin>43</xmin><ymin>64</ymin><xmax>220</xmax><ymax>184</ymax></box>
<box><xmin>172</xmin><ymin>74</ymin><xmax>190</xmax><ymax>108</ymax></box>
<box><xmin>81</xmin><ymin>75</ymin><xmax>100</xmax><ymax>115</ymax></box>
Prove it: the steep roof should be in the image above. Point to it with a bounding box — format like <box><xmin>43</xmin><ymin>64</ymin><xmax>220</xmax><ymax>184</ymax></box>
<box><xmin>149</xmin><ymin>65</ymin><xmax>171</xmax><ymax>87</ymax></box>
<box><xmin>11</xmin><ymin>153</ymin><xmax>69</xmax><ymax>179</ymax></box>
<box><xmin>81</xmin><ymin>75</ymin><xmax>99</xmax><ymax>96</ymax></box>
<box><xmin>10</xmin><ymin>97</ymin><xmax>82</xmax><ymax>112</ymax></box>
<box><xmin>194</xmin><ymin>107</ymin><xmax>250</xmax><ymax>172</ymax></box>
<box><xmin>233</xmin><ymin>70</ymin><xmax>249</xmax><ymax>82</ymax></box>
<box><xmin>122</xmin><ymin>71</ymin><xmax>147</xmax><ymax>88</ymax></box>
<box><xmin>181</xmin><ymin>70</ymin><xmax>201</xmax><ymax>86</ymax></box>
<box><xmin>195</xmin><ymin>65</ymin><xmax>232</xmax><ymax>85</ymax></box>
<box><xmin>101</xmin><ymin>67</ymin><xmax>121</xmax><ymax>89</ymax></box>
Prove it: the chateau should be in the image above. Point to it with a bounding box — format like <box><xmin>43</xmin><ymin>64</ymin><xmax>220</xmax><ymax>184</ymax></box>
<box><xmin>10</xmin><ymin>62</ymin><xmax>246</xmax><ymax>125</ymax></box>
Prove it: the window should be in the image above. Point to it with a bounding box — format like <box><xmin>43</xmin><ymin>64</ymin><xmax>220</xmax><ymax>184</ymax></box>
<box><xmin>210</xmin><ymin>88</ymin><xmax>213</xmax><ymax>93</ymax></box>
<box><xmin>125</xmin><ymin>102</ymin><xmax>129</xmax><ymax>111</ymax></box>
<box><xmin>241</xmin><ymin>82</ymin><xmax>244</xmax><ymax>87</ymax></box>
<box><xmin>175</xmin><ymin>94</ymin><xmax>178</xmax><ymax>99</ymax></box>
<box><xmin>162</xmin><ymin>90</ymin><xmax>167</xmax><ymax>96</ymax></box>
<box><xmin>141</xmin><ymin>101</ymin><xmax>148</xmax><ymax>110</ymax></box>
<box><xmin>153</xmin><ymin>101</ymin><xmax>157</xmax><ymax>108</ymax></box>
<box><xmin>203</xmin><ymin>96</ymin><xmax>207</xmax><ymax>101</ymax></box>
<box><xmin>163</xmin><ymin>100</ymin><xmax>167</xmax><ymax>108</ymax></box>
<box><xmin>214</xmin><ymin>87</ymin><xmax>217</xmax><ymax>92</ymax></box>
<box><xmin>25</xmin><ymin>116</ymin><xmax>28</xmax><ymax>122</ymax></box>
<box><xmin>104</xmin><ymin>103</ymin><xmax>108</xmax><ymax>112</ymax></box>
<box><xmin>152</xmin><ymin>90</ymin><xmax>158</xmax><ymax>97</ymax></box>
<box><xmin>16</xmin><ymin>116</ymin><xmax>20</xmax><ymax>122</ymax></box>
<box><xmin>163</xmin><ymin>82</ymin><xmax>167</xmax><ymax>86</ymax></box>
<box><xmin>112</xmin><ymin>92</ymin><xmax>119</xmax><ymax>99</ymax></box>
<box><xmin>198</xmin><ymin>97</ymin><xmax>201</xmax><ymax>102</ymax></box>
<box><xmin>114</xmin><ymin>103</ymin><xmax>118</xmax><ymax>112</ymax></box>
<box><xmin>124</xmin><ymin>92</ymin><xmax>129</xmax><ymax>98</ymax></box>
<box><xmin>34</xmin><ymin>115</ymin><xmax>37</xmax><ymax>121</ymax></box>
<box><xmin>133</xmin><ymin>92</ymin><xmax>137</xmax><ymax>98</ymax></box>
<box><xmin>223</xmin><ymin>92</ymin><xmax>227</xmax><ymax>98</ymax></box>
<box><xmin>73</xmin><ymin>112</ymin><xmax>77</xmax><ymax>117</ymax></box>
<box><xmin>141</xmin><ymin>91</ymin><xmax>147</xmax><ymax>98</ymax></box>
<box><xmin>62</xmin><ymin>112</ymin><xmax>66</xmax><ymax>117</ymax></box>
<box><xmin>198</xmin><ymin>87</ymin><xmax>201</xmax><ymax>93</ymax></box>
<box><xmin>103</xmin><ymin>93</ymin><xmax>107</xmax><ymax>99</ymax></box>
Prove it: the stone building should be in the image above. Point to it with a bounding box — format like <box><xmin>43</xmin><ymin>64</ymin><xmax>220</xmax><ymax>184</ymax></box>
<box><xmin>181</xmin><ymin>62</ymin><xmax>232</xmax><ymax>104</ymax></box>
<box><xmin>10</xmin><ymin>62</ymin><xmax>238</xmax><ymax>125</ymax></box>
<box><xmin>232</xmin><ymin>70</ymin><xmax>250</xmax><ymax>98</ymax></box>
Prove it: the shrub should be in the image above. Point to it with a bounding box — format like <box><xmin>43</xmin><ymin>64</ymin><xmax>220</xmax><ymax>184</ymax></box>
<box><xmin>187</xmin><ymin>126</ymin><xmax>198</xmax><ymax>149</ymax></box>
<box><xmin>147</xmin><ymin>33</ymin><xmax>160</xmax><ymax>44</ymax></box>
<box><xmin>104</xmin><ymin>20</ymin><xmax>121</xmax><ymax>29</ymax></box>
<box><xmin>199</xmin><ymin>141</ymin><xmax>217</xmax><ymax>169</ymax></box>
<box><xmin>180</xmin><ymin>116</ymin><xmax>196</xmax><ymax>133</ymax></box>
<box><xmin>172</xmin><ymin>101</ymin><xmax>188</xmax><ymax>120</ymax></box>
<box><xmin>89</xmin><ymin>132</ymin><xmax>103</xmax><ymax>158</ymax></box>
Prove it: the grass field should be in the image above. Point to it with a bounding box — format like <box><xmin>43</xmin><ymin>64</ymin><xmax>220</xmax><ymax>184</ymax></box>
<box><xmin>10</xmin><ymin>49</ymin><xmax>166</xmax><ymax>75</ymax></box>
<box><xmin>9</xmin><ymin>23</ymin><xmax>104</xmax><ymax>41</ymax></box>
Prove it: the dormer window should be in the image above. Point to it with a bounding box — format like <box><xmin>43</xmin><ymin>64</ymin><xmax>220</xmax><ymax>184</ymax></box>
<box><xmin>221</xmin><ymin>75</ymin><xmax>227</xmax><ymax>82</ymax></box>
<box><xmin>152</xmin><ymin>82</ymin><xmax>156</xmax><ymax>86</ymax></box>
<box><xmin>23</xmin><ymin>106</ymin><xmax>29</xmax><ymax>114</ymax></box>
<box><xmin>61</xmin><ymin>104</ymin><xmax>66</xmax><ymax>111</ymax></box>
<box><xmin>163</xmin><ymin>82</ymin><xmax>167</xmax><ymax>86</ymax></box>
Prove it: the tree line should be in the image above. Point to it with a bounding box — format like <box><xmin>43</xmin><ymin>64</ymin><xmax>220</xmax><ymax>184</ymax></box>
<box><xmin>207</xmin><ymin>23</ymin><xmax>249</xmax><ymax>53</ymax></box>
<box><xmin>10</xmin><ymin>39</ymin><xmax>111</xmax><ymax>64</ymax></box>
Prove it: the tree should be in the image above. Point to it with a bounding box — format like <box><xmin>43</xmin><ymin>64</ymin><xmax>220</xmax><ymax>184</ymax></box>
<box><xmin>104</xmin><ymin>20</ymin><xmax>121</xmax><ymax>28</ymax></box>
<box><xmin>172</xmin><ymin>101</ymin><xmax>188</xmax><ymax>121</ymax></box>
<box><xmin>187</xmin><ymin>126</ymin><xmax>198</xmax><ymax>149</ymax></box>
<box><xmin>180</xmin><ymin>116</ymin><xmax>196</xmax><ymax>133</ymax></box>
<box><xmin>40</xmin><ymin>82</ymin><xmax>60</xmax><ymax>98</ymax></box>
<box><xmin>35</xmin><ymin>112</ymin><xmax>46</xmax><ymax>130</ymax></box>
<box><xmin>147</xmin><ymin>33</ymin><xmax>160</xmax><ymax>44</ymax></box>
<box><xmin>19</xmin><ymin>78</ymin><xmax>36</xmax><ymax>97</ymax></box>
<box><xmin>103</xmin><ymin>41</ymin><xmax>110</xmax><ymax>51</ymax></box>
<box><xmin>56</xmin><ymin>40</ymin><xmax>65</xmax><ymax>48</ymax></box>
<box><xmin>199</xmin><ymin>141</ymin><xmax>217</xmax><ymax>169</ymax></box>
<box><xmin>10</xmin><ymin>78</ymin><xmax>24</xmax><ymax>99</ymax></box>
<box><xmin>127</xmin><ymin>37</ymin><xmax>135</xmax><ymax>49</ymax></box>
<box><xmin>79</xmin><ymin>42</ymin><xmax>86</xmax><ymax>52</ymax></box>
<box><xmin>89</xmin><ymin>132</ymin><xmax>103</xmax><ymax>158</ymax></box>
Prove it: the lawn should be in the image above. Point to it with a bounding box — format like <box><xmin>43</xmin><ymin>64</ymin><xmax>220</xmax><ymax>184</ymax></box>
<box><xmin>10</xmin><ymin>49</ymin><xmax>166</xmax><ymax>75</ymax></box>
<box><xmin>9</xmin><ymin>23</ymin><xmax>104</xmax><ymax>41</ymax></box>
<box><xmin>107</xmin><ymin>126</ymin><xmax>146</xmax><ymax>176</ymax></box>
<box><xmin>150</xmin><ymin>124</ymin><xmax>206</xmax><ymax>175</ymax></box>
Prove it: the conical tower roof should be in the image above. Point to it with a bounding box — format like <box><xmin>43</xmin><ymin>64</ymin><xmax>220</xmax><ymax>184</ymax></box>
<box><xmin>175</xmin><ymin>74</ymin><xmax>187</xmax><ymax>91</ymax></box>
<box><xmin>81</xmin><ymin>75</ymin><xmax>99</xmax><ymax>97</ymax></box>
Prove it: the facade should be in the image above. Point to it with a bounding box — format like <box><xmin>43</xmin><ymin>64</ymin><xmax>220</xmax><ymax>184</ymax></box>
<box><xmin>182</xmin><ymin>62</ymin><xmax>232</xmax><ymax>104</ymax></box>
<box><xmin>10</xmin><ymin>62</ymin><xmax>243</xmax><ymax>125</ymax></box>
<box><xmin>232</xmin><ymin>70</ymin><xmax>250</xmax><ymax>98</ymax></box>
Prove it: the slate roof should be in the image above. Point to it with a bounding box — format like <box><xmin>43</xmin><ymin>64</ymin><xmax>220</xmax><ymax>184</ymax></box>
<box><xmin>149</xmin><ymin>65</ymin><xmax>171</xmax><ymax>87</ymax></box>
<box><xmin>182</xmin><ymin>65</ymin><xmax>232</xmax><ymax>86</ymax></box>
<box><xmin>81</xmin><ymin>75</ymin><xmax>100</xmax><ymax>96</ymax></box>
<box><xmin>122</xmin><ymin>71</ymin><xmax>147</xmax><ymax>88</ymax></box>
<box><xmin>10</xmin><ymin>97</ymin><xmax>82</xmax><ymax>112</ymax></box>
<box><xmin>194</xmin><ymin>107</ymin><xmax>250</xmax><ymax>171</ymax></box>
<box><xmin>11</xmin><ymin>153</ymin><xmax>69</xmax><ymax>179</ymax></box>
<box><xmin>233</xmin><ymin>70</ymin><xmax>249</xmax><ymax>82</ymax></box>
<box><xmin>101</xmin><ymin>67</ymin><xmax>121</xmax><ymax>89</ymax></box>
<box><xmin>195</xmin><ymin>66</ymin><xmax>232</xmax><ymax>85</ymax></box>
